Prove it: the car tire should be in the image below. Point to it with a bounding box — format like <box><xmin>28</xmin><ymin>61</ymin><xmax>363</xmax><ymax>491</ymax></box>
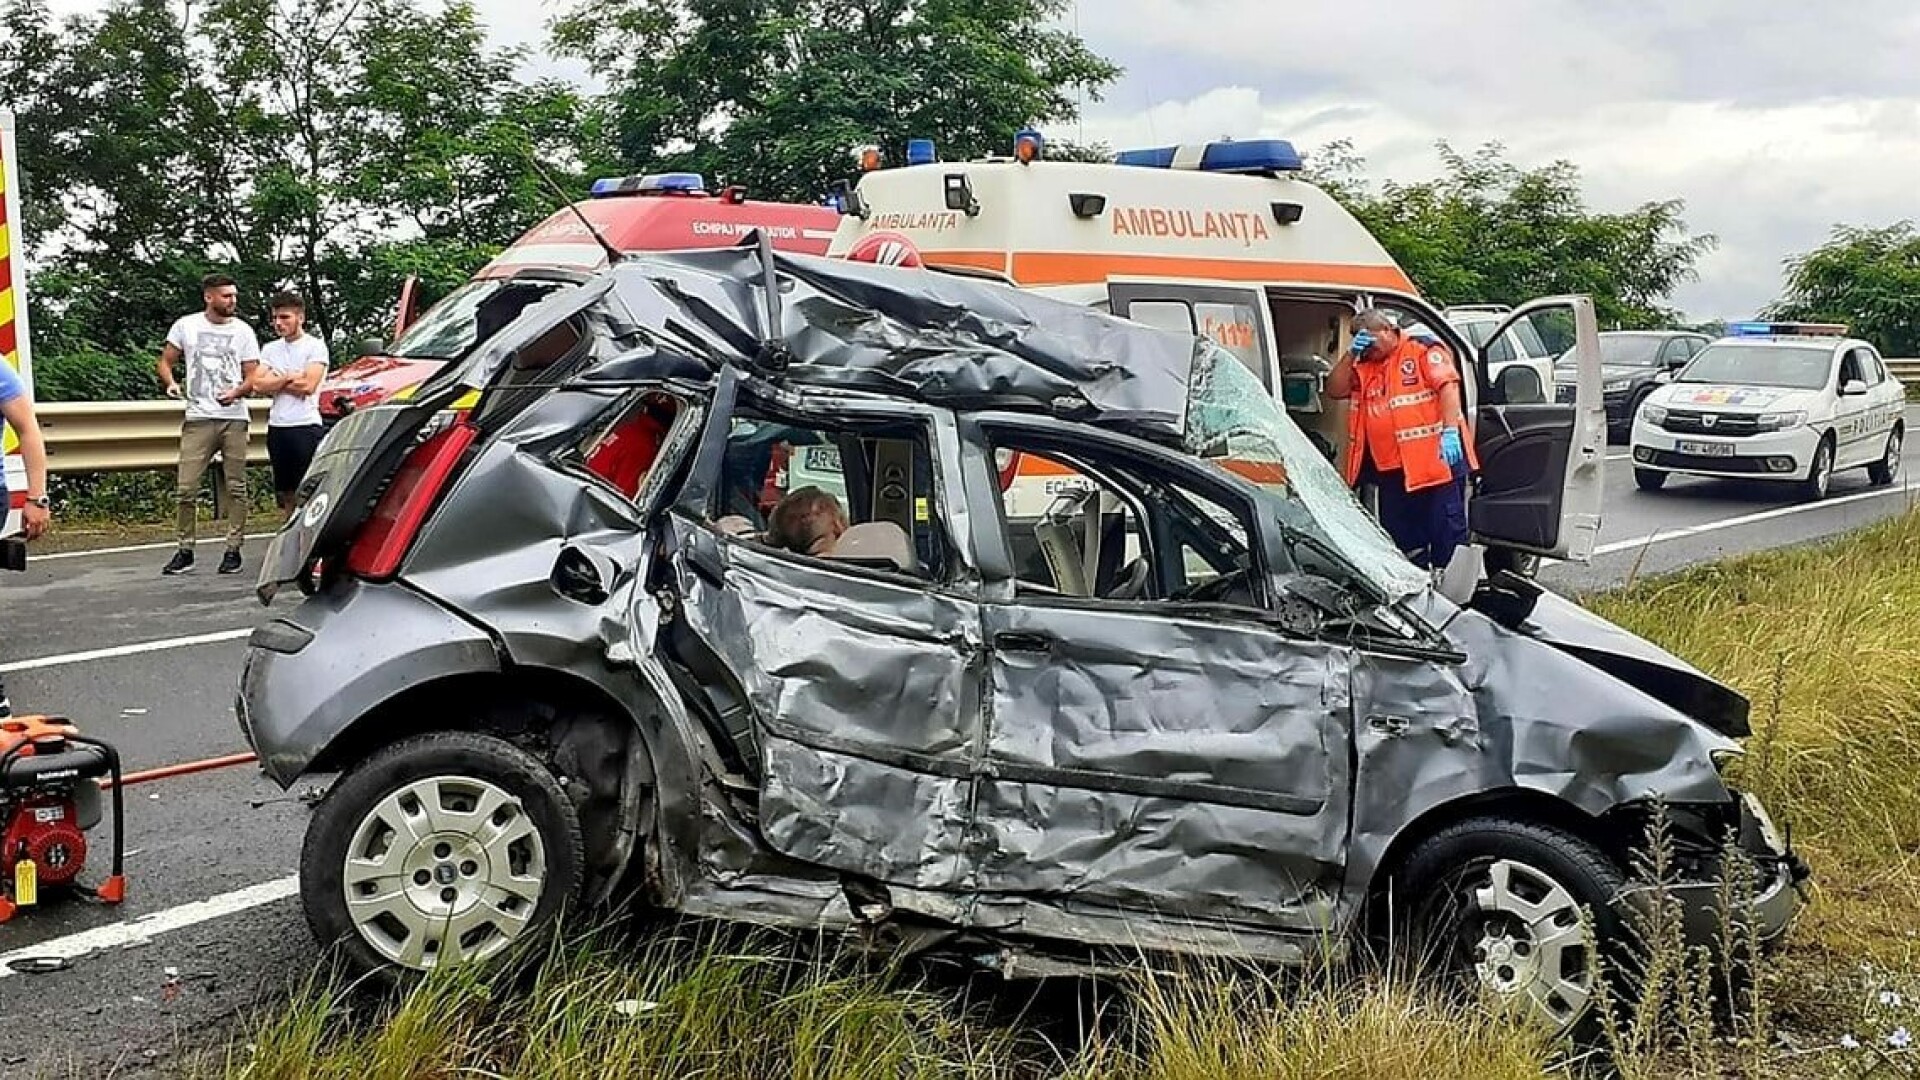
<box><xmin>1633</xmin><ymin>467</ymin><xmax>1667</xmax><ymax>492</ymax></box>
<box><xmin>1389</xmin><ymin>817</ymin><xmax>1630</xmax><ymax>1037</ymax></box>
<box><xmin>300</xmin><ymin>731</ymin><xmax>585</xmax><ymax>984</ymax></box>
<box><xmin>1868</xmin><ymin>425</ymin><xmax>1902</xmax><ymax>487</ymax></box>
<box><xmin>1800</xmin><ymin>436</ymin><xmax>1835</xmax><ymax>501</ymax></box>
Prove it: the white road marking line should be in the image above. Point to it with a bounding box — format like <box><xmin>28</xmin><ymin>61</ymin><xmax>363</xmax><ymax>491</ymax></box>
<box><xmin>0</xmin><ymin>874</ymin><xmax>299</xmax><ymax>979</ymax></box>
<box><xmin>1592</xmin><ymin>480</ymin><xmax>1918</xmax><ymax>557</ymax></box>
<box><xmin>33</xmin><ymin>533</ymin><xmax>277</xmax><ymax>562</ymax></box>
<box><xmin>0</xmin><ymin>628</ymin><xmax>253</xmax><ymax>673</ymax></box>
<box><xmin>1606</xmin><ymin>451</ymin><xmax>1632</xmax><ymax>461</ymax></box>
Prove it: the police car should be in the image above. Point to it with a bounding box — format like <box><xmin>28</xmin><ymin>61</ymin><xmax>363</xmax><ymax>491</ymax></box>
<box><xmin>1629</xmin><ymin>322</ymin><xmax>1905</xmax><ymax>500</ymax></box>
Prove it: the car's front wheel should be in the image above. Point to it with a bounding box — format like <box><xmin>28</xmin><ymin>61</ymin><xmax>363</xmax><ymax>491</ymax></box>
<box><xmin>1801</xmin><ymin>436</ymin><xmax>1835</xmax><ymax>501</ymax></box>
<box><xmin>300</xmin><ymin>731</ymin><xmax>585</xmax><ymax>981</ymax></box>
<box><xmin>1633</xmin><ymin>467</ymin><xmax>1667</xmax><ymax>492</ymax></box>
<box><xmin>1390</xmin><ymin>817</ymin><xmax>1628</xmax><ymax>1036</ymax></box>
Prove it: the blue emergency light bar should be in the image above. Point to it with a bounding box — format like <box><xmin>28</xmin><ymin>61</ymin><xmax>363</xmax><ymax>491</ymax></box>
<box><xmin>1114</xmin><ymin>139</ymin><xmax>1304</xmax><ymax>174</ymax></box>
<box><xmin>1729</xmin><ymin>320</ymin><xmax>1848</xmax><ymax>338</ymax></box>
<box><xmin>590</xmin><ymin>172</ymin><xmax>708</xmax><ymax>198</ymax></box>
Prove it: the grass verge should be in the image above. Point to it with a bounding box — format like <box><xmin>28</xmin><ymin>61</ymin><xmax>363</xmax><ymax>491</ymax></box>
<box><xmin>200</xmin><ymin>511</ymin><xmax>1920</xmax><ymax>1079</ymax></box>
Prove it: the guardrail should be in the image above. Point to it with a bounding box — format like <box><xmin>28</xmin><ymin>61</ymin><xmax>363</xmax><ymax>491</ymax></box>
<box><xmin>29</xmin><ymin>364</ymin><xmax>1920</xmax><ymax>475</ymax></box>
<box><xmin>39</xmin><ymin>400</ymin><xmax>273</xmax><ymax>474</ymax></box>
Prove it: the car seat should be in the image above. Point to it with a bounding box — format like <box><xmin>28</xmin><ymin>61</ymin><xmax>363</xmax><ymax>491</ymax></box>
<box><xmin>828</xmin><ymin>521</ymin><xmax>919</xmax><ymax>574</ymax></box>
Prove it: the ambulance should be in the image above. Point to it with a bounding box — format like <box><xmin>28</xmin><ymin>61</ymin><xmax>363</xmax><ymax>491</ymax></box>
<box><xmin>1</xmin><ymin>110</ymin><xmax>33</xmax><ymax>540</ymax></box>
<box><xmin>317</xmin><ymin>173</ymin><xmax>842</xmax><ymax>421</ymax></box>
<box><xmin>823</xmin><ymin>134</ymin><xmax>1608</xmax><ymax>567</ymax></box>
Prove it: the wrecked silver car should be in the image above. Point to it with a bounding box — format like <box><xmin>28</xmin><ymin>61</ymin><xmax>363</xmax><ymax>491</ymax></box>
<box><xmin>236</xmin><ymin>242</ymin><xmax>1807</xmax><ymax>1032</ymax></box>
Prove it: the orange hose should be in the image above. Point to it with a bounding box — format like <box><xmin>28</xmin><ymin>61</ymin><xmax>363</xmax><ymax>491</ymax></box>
<box><xmin>99</xmin><ymin>752</ymin><xmax>258</xmax><ymax>789</ymax></box>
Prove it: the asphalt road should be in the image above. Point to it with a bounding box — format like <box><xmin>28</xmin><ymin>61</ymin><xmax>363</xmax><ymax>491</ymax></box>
<box><xmin>1</xmin><ymin>407</ymin><xmax>1914</xmax><ymax>1077</ymax></box>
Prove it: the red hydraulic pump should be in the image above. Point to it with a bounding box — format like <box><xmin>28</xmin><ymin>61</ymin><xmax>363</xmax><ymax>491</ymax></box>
<box><xmin>0</xmin><ymin>715</ymin><xmax>125</xmax><ymax>922</ymax></box>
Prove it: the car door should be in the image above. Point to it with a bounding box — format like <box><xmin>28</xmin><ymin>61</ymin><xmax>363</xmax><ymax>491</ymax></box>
<box><xmin>1832</xmin><ymin>348</ymin><xmax>1875</xmax><ymax>467</ymax></box>
<box><xmin>962</xmin><ymin>417</ymin><xmax>1353</xmax><ymax>932</ymax></box>
<box><xmin>1466</xmin><ymin>297</ymin><xmax>1605</xmax><ymax>561</ymax></box>
<box><xmin>657</xmin><ymin>373</ymin><xmax>986</xmax><ymax>891</ymax></box>
<box><xmin>1109</xmin><ymin>282</ymin><xmax>1279</xmax><ymax>391</ymax></box>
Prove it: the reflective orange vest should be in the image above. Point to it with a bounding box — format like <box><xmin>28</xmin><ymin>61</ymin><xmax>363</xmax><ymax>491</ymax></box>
<box><xmin>1344</xmin><ymin>338</ymin><xmax>1479</xmax><ymax>492</ymax></box>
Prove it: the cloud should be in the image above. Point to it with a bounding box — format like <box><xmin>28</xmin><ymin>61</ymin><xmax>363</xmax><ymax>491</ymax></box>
<box><xmin>1063</xmin><ymin>1</ymin><xmax>1920</xmax><ymax>321</ymax></box>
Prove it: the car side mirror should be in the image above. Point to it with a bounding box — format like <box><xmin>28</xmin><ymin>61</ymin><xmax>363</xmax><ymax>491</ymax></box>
<box><xmin>1841</xmin><ymin>379</ymin><xmax>1869</xmax><ymax>397</ymax></box>
<box><xmin>1665</xmin><ymin>355</ymin><xmax>1689</xmax><ymax>370</ymax></box>
<box><xmin>358</xmin><ymin>337</ymin><xmax>387</xmax><ymax>358</ymax></box>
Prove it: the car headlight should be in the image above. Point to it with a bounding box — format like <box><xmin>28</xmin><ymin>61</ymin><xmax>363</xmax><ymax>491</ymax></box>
<box><xmin>1756</xmin><ymin>410</ymin><xmax>1808</xmax><ymax>431</ymax></box>
<box><xmin>1604</xmin><ymin>378</ymin><xmax>1633</xmax><ymax>393</ymax></box>
<box><xmin>1642</xmin><ymin>403</ymin><xmax>1668</xmax><ymax>424</ymax></box>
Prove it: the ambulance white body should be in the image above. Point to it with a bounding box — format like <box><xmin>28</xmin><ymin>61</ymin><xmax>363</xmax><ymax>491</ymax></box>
<box><xmin>823</xmin><ymin>138</ymin><xmax>1608</xmax><ymax>563</ymax></box>
<box><xmin>1</xmin><ymin>109</ymin><xmax>34</xmax><ymax>540</ymax></box>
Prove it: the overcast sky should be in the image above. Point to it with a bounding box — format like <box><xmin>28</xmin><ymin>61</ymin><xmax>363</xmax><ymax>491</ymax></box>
<box><xmin>46</xmin><ymin>0</ymin><xmax>1920</xmax><ymax>321</ymax></box>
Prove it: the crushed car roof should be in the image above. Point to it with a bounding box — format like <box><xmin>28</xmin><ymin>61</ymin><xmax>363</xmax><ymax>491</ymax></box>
<box><xmin>548</xmin><ymin>241</ymin><xmax>1210</xmax><ymax>435</ymax></box>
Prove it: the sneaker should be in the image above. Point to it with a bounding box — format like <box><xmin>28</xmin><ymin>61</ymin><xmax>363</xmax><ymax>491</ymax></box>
<box><xmin>218</xmin><ymin>549</ymin><xmax>243</xmax><ymax>575</ymax></box>
<box><xmin>162</xmin><ymin>548</ymin><xmax>195</xmax><ymax>575</ymax></box>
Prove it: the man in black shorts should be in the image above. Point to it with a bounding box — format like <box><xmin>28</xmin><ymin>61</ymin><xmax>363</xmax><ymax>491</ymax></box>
<box><xmin>249</xmin><ymin>292</ymin><xmax>330</xmax><ymax>512</ymax></box>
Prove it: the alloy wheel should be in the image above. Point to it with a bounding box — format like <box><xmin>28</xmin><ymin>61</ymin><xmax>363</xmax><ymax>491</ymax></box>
<box><xmin>1448</xmin><ymin>858</ymin><xmax>1598</xmax><ymax>1030</ymax></box>
<box><xmin>341</xmin><ymin>774</ymin><xmax>547</xmax><ymax>970</ymax></box>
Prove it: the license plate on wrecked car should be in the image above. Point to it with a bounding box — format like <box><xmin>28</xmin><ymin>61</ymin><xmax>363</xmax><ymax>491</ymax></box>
<box><xmin>1675</xmin><ymin>440</ymin><xmax>1735</xmax><ymax>457</ymax></box>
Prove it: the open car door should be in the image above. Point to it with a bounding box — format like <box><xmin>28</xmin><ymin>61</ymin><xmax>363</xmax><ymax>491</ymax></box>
<box><xmin>1468</xmin><ymin>296</ymin><xmax>1604</xmax><ymax>561</ymax></box>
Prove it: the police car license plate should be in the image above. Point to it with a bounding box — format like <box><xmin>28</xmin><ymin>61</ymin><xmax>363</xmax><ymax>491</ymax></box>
<box><xmin>1675</xmin><ymin>440</ymin><xmax>1735</xmax><ymax>457</ymax></box>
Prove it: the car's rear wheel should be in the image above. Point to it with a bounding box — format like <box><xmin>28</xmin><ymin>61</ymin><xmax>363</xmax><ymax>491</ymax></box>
<box><xmin>301</xmin><ymin>731</ymin><xmax>584</xmax><ymax>982</ymax></box>
<box><xmin>1801</xmin><ymin>437</ymin><xmax>1835</xmax><ymax>501</ymax></box>
<box><xmin>1633</xmin><ymin>467</ymin><xmax>1667</xmax><ymax>492</ymax></box>
<box><xmin>1390</xmin><ymin>817</ymin><xmax>1628</xmax><ymax>1036</ymax></box>
<box><xmin>1868</xmin><ymin>425</ymin><xmax>1902</xmax><ymax>486</ymax></box>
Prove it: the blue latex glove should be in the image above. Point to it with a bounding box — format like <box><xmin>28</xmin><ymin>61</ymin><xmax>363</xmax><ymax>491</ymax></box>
<box><xmin>1349</xmin><ymin>330</ymin><xmax>1375</xmax><ymax>357</ymax></box>
<box><xmin>1439</xmin><ymin>426</ymin><xmax>1466</xmax><ymax>467</ymax></box>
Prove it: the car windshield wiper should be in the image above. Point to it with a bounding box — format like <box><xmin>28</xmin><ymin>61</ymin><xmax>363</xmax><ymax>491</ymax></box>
<box><xmin>1273</xmin><ymin>519</ymin><xmax>1386</xmax><ymax>607</ymax></box>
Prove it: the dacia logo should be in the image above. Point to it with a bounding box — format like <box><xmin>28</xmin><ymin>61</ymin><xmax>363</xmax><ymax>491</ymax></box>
<box><xmin>1702</xmin><ymin>415</ymin><xmax>1718</xmax><ymax>428</ymax></box>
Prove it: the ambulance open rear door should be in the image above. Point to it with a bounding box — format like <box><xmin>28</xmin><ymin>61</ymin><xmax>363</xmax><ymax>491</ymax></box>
<box><xmin>2</xmin><ymin>109</ymin><xmax>33</xmax><ymax>540</ymax></box>
<box><xmin>1109</xmin><ymin>282</ymin><xmax>1278</xmax><ymax>390</ymax></box>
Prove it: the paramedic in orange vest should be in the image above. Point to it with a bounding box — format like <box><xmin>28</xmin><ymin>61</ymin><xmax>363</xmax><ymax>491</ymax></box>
<box><xmin>1326</xmin><ymin>309</ymin><xmax>1478</xmax><ymax>570</ymax></box>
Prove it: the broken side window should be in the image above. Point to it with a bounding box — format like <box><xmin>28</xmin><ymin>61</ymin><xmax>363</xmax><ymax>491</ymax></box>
<box><xmin>986</xmin><ymin>435</ymin><xmax>1264</xmax><ymax>611</ymax></box>
<box><xmin>704</xmin><ymin>408</ymin><xmax>953</xmax><ymax>582</ymax></box>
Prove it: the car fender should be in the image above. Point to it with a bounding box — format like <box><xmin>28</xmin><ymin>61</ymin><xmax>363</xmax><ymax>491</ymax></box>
<box><xmin>239</xmin><ymin>580</ymin><xmax>503</xmax><ymax>786</ymax></box>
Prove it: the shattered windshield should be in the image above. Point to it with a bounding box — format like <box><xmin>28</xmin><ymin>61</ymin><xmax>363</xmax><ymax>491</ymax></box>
<box><xmin>1184</xmin><ymin>341</ymin><xmax>1430</xmax><ymax>599</ymax></box>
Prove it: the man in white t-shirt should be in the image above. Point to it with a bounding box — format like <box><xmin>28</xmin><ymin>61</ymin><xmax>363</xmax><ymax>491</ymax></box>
<box><xmin>246</xmin><ymin>291</ymin><xmax>330</xmax><ymax>513</ymax></box>
<box><xmin>156</xmin><ymin>272</ymin><xmax>259</xmax><ymax>576</ymax></box>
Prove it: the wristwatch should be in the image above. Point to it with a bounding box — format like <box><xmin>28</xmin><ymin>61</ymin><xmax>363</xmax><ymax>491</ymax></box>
<box><xmin>25</xmin><ymin>496</ymin><xmax>49</xmax><ymax>509</ymax></box>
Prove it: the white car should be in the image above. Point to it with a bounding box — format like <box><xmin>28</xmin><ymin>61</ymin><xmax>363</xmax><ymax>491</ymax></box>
<box><xmin>1444</xmin><ymin>305</ymin><xmax>1558</xmax><ymax>403</ymax></box>
<box><xmin>1629</xmin><ymin>323</ymin><xmax>1906</xmax><ymax>500</ymax></box>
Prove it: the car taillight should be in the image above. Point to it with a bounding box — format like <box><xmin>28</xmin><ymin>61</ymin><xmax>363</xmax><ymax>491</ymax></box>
<box><xmin>344</xmin><ymin>421</ymin><xmax>478</xmax><ymax>580</ymax></box>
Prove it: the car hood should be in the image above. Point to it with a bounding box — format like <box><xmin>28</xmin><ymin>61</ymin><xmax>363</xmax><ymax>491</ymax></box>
<box><xmin>1496</xmin><ymin>588</ymin><xmax>1751</xmax><ymax>736</ymax></box>
<box><xmin>1651</xmin><ymin>383</ymin><xmax>1819</xmax><ymax>412</ymax></box>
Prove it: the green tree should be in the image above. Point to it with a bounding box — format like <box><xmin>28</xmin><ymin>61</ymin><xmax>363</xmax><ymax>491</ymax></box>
<box><xmin>1768</xmin><ymin>223</ymin><xmax>1920</xmax><ymax>356</ymax></box>
<box><xmin>1</xmin><ymin>0</ymin><xmax>586</xmax><ymax>393</ymax></box>
<box><xmin>551</xmin><ymin>0</ymin><xmax>1121</xmax><ymax>203</ymax></box>
<box><xmin>1310</xmin><ymin>141</ymin><xmax>1715</xmax><ymax>329</ymax></box>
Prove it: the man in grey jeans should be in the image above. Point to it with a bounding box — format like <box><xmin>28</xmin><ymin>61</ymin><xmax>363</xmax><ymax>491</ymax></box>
<box><xmin>156</xmin><ymin>272</ymin><xmax>259</xmax><ymax>575</ymax></box>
